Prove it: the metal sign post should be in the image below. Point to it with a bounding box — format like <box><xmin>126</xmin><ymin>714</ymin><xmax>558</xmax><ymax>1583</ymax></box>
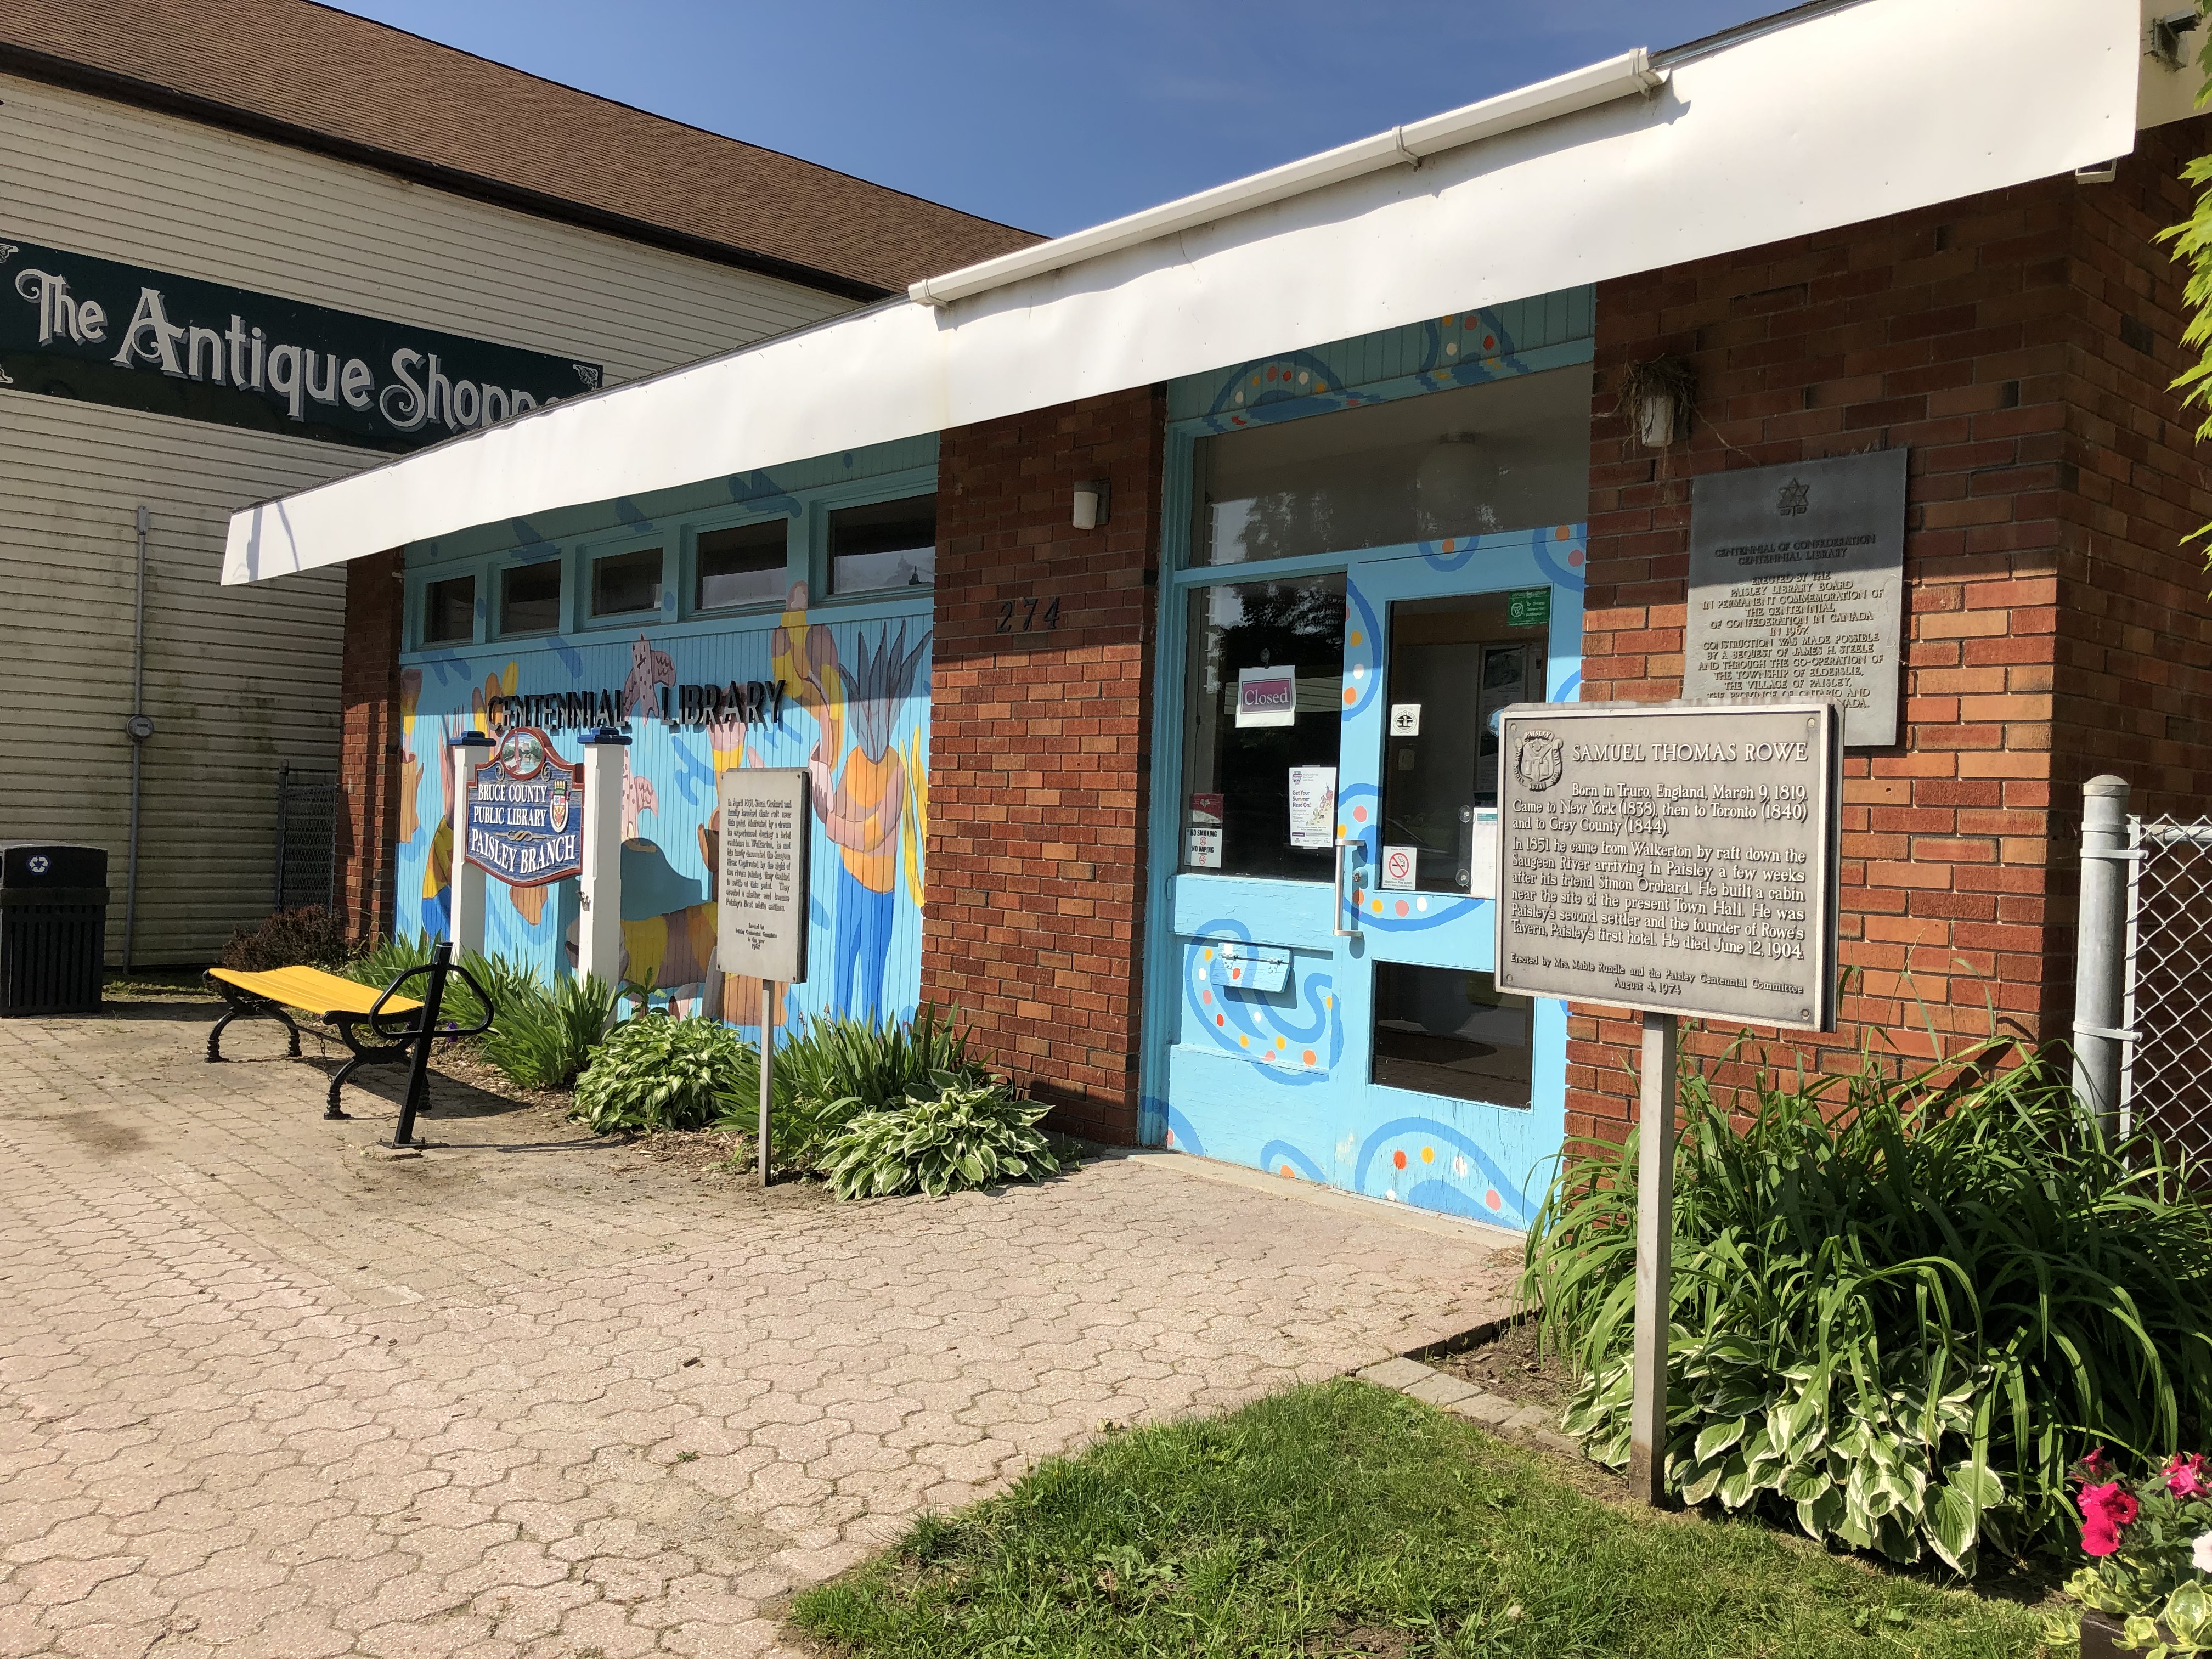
<box><xmin>716</xmin><ymin>768</ymin><xmax>812</xmax><ymax>1188</ymax></box>
<box><xmin>1494</xmin><ymin>699</ymin><xmax>1842</xmax><ymax>1507</ymax></box>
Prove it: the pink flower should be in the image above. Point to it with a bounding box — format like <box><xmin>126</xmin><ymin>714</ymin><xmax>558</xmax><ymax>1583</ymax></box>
<box><xmin>2080</xmin><ymin>1482</ymin><xmax>2142</xmax><ymax>1558</ymax></box>
<box><xmin>2166</xmin><ymin>1454</ymin><xmax>2210</xmax><ymax>1502</ymax></box>
<box><xmin>2080</xmin><ymin>1447</ymin><xmax>2114</xmax><ymax>1481</ymax></box>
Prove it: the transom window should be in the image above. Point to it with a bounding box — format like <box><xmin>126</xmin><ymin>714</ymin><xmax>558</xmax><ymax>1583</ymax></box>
<box><xmin>590</xmin><ymin>548</ymin><xmax>663</xmax><ymax>619</ymax></box>
<box><xmin>696</xmin><ymin>521</ymin><xmax>787</xmax><ymax>611</ymax></box>
<box><xmin>828</xmin><ymin>495</ymin><xmax>936</xmax><ymax>594</ymax></box>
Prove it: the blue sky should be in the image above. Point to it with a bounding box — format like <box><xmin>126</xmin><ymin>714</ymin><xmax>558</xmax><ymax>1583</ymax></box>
<box><xmin>332</xmin><ymin>1</ymin><xmax>1763</xmax><ymax>236</ymax></box>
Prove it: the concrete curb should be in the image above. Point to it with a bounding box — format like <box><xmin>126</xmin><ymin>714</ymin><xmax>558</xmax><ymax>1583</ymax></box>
<box><xmin>1351</xmin><ymin>1352</ymin><xmax>1585</xmax><ymax>1460</ymax></box>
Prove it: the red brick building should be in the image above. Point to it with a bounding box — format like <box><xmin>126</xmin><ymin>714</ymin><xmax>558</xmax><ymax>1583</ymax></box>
<box><xmin>258</xmin><ymin>0</ymin><xmax>2197</xmax><ymax>1226</ymax></box>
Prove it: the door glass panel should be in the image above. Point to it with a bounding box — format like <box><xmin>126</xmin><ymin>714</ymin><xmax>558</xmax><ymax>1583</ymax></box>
<box><xmin>1181</xmin><ymin>573</ymin><xmax>1345</xmax><ymax>879</ymax></box>
<box><xmin>1192</xmin><ymin>365</ymin><xmax>1592</xmax><ymax>565</ymax></box>
<box><xmin>1372</xmin><ymin>963</ymin><xmax>1533</xmax><ymax>1107</ymax></box>
<box><xmin>1379</xmin><ymin>594</ymin><xmax>1545</xmax><ymax>893</ymax></box>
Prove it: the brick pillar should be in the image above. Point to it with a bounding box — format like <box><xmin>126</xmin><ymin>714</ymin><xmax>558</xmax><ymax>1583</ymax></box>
<box><xmin>925</xmin><ymin>386</ymin><xmax>1166</xmax><ymax>1144</ymax></box>
<box><xmin>337</xmin><ymin>550</ymin><xmax>405</xmax><ymax>944</ymax></box>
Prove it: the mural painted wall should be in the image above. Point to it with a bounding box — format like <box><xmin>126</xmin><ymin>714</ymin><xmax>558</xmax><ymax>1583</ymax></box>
<box><xmin>396</xmin><ymin>442</ymin><xmax>934</xmax><ymax>1037</ymax></box>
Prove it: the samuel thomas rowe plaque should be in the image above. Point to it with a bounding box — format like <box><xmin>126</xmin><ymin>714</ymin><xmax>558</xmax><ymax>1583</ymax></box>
<box><xmin>1493</xmin><ymin>701</ymin><xmax>1842</xmax><ymax>1031</ymax></box>
<box><xmin>1684</xmin><ymin>450</ymin><xmax>1907</xmax><ymax>747</ymax></box>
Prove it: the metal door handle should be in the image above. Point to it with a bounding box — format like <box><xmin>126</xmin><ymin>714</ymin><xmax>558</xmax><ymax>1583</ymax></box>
<box><xmin>1333</xmin><ymin>833</ymin><xmax>1359</xmax><ymax>937</ymax></box>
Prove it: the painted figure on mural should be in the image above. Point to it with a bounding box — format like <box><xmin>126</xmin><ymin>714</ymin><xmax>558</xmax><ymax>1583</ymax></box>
<box><xmin>774</xmin><ymin>583</ymin><xmax>928</xmax><ymax>1021</ymax></box>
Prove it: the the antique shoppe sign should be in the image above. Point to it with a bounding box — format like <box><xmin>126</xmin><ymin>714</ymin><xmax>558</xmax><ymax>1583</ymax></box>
<box><xmin>1493</xmin><ymin>701</ymin><xmax>1842</xmax><ymax>1031</ymax></box>
<box><xmin>716</xmin><ymin>768</ymin><xmax>812</xmax><ymax>984</ymax></box>
<box><xmin>463</xmin><ymin>726</ymin><xmax>585</xmax><ymax>885</ymax></box>
<box><xmin>1683</xmin><ymin>451</ymin><xmax>1907</xmax><ymax>747</ymax></box>
<box><xmin>1</xmin><ymin>236</ymin><xmax>601</xmax><ymax>453</ymax></box>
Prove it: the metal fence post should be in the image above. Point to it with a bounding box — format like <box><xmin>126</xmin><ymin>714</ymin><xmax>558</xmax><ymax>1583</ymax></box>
<box><xmin>2073</xmin><ymin>775</ymin><xmax>2132</xmax><ymax>1136</ymax></box>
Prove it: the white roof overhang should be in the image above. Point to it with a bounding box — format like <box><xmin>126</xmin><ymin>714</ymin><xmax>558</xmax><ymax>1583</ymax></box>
<box><xmin>223</xmin><ymin>0</ymin><xmax>2140</xmax><ymax>585</ymax></box>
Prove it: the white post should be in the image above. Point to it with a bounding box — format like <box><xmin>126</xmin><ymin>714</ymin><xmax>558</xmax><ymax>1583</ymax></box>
<box><xmin>2072</xmin><ymin>775</ymin><xmax>2132</xmax><ymax>1137</ymax></box>
<box><xmin>577</xmin><ymin>728</ymin><xmax>629</xmax><ymax>987</ymax></box>
<box><xmin>759</xmin><ymin>978</ymin><xmax>774</xmax><ymax>1188</ymax></box>
<box><xmin>447</xmin><ymin>735</ymin><xmax>492</xmax><ymax>956</ymax></box>
<box><xmin>1629</xmin><ymin>1008</ymin><xmax>1679</xmax><ymax>1506</ymax></box>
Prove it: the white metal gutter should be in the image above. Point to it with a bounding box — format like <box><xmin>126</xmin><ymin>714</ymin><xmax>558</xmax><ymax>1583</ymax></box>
<box><xmin>907</xmin><ymin>48</ymin><xmax>1667</xmax><ymax>308</ymax></box>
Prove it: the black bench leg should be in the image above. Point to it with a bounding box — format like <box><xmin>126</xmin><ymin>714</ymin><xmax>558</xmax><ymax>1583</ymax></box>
<box><xmin>205</xmin><ymin>980</ymin><xmax>301</xmax><ymax>1061</ymax></box>
<box><xmin>324</xmin><ymin>1057</ymin><xmax>358</xmax><ymax>1119</ymax></box>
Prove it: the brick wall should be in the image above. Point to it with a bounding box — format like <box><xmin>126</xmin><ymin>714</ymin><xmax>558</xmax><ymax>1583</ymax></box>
<box><xmin>2059</xmin><ymin>119</ymin><xmax>2212</xmax><ymax>814</ymax></box>
<box><xmin>924</xmin><ymin>387</ymin><xmax>1166</xmax><ymax>1144</ymax></box>
<box><xmin>336</xmin><ymin>549</ymin><xmax>405</xmax><ymax>945</ymax></box>
<box><xmin>1572</xmin><ymin>133</ymin><xmax>2212</xmax><ymax>1139</ymax></box>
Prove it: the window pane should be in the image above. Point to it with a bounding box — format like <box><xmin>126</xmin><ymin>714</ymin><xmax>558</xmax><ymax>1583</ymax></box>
<box><xmin>499</xmin><ymin>561</ymin><xmax>561</xmax><ymax>635</ymax></box>
<box><xmin>1180</xmin><ymin>574</ymin><xmax>1345</xmax><ymax>881</ymax></box>
<box><xmin>696</xmin><ymin>521</ymin><xmax>787</xmax><ymax>610</ymax></box>
<box><xmin>423</xmin><ymin>575</ymin><xmax>475</xmax><ymax>644</ymax></box>
<box><xmin>1193</xmin><ymin>365</ymin><xmax>1592</xmax><ymax>565</ymax></box>
<box><xmin>1379</xmin><ymin>594</ymin><xmax>1547</xmax><ymax>893</ymax></box>
<box><xmin>829</xmin><ymin>494</ymin><xmax>935</xmax><ymax>594</ymax></box>
<box><xmin>590</xmin><ymin>548</ymin><xmax>662</xmax><ymax>618</ymax></box>
<box><xmin>1372</xmin><ymin>963</ymin><xmax>1532</xmax><ymax>1107</ymax></box>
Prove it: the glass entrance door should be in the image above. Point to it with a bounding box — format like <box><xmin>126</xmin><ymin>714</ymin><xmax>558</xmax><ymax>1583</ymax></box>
<box><xmin>1148</xmin><ymin>527</ymin><xmax>1583</xmax><ymax>1231</ymax></box>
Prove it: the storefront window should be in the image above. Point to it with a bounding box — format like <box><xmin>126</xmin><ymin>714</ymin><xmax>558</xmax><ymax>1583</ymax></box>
<box><xmin>498</xmin><ymin>561</ymin><xmax>561</xmax><ymax>636</ymax></box>
<box><xmin>422</xmin><ymin>574</ymin><xmax>475</xmax><ymax>644</ymax></box>
<box><xmin>1372</xmin><ymin>963</ymin><xmax>1532</xmax><ymax>1107</ymax></box>
<box><xmin>829</xmin><ymin>494</ymin><xmax>935</xmax><ymax>594</ymax></box>
<box><xmin>1380</xmin><ymin>593</ymin><xmax>1545</xmax><ymax>893</ymax></box>
<box><xmin>1191</xmin><ymin>366</ymin><xmax>1592</xmax><ymax>566</ymax></box>
<box><xmin>1180</xmin><ymin>573</ymin><xmax>1345</xmax><ymax>880</ymax></box>
<box><xmin>696</xmin><ymin>521</ymin><xmax>787</xmax><ymax>610</ymax></box>
<box><xmin>590</xmin><ymin>548</ymin><xmax>662</xmax><ymax>618</ymax></box>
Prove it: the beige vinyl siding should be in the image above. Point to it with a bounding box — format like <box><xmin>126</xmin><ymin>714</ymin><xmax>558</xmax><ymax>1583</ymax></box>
<box><xmin>0</xmin><ymin>74</ymin><xmax>856</xmax><ymax>964</ymax></box>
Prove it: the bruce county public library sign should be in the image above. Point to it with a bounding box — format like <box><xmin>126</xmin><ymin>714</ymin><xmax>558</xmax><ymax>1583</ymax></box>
<box><xmin>225</xmin><ymin>0</ymin><xmax>2205</xmax><ymax>1231</ymax></box>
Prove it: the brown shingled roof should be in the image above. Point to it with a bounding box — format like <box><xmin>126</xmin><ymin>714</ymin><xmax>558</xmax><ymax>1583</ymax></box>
<box><xmin>0</xmin><ymin>0</ymin><xmax>1040</xmax><ymax>297</ymax></box>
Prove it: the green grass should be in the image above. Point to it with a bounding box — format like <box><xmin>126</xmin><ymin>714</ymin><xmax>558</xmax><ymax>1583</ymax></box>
<box><xmin>791</xmin><ymin>1381</ymin><xmax>2058</xmax><ymax>1659</ymax></box>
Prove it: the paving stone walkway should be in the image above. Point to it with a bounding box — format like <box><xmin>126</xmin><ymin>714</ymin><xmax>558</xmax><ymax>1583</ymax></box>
<box><xmin>0</xmin><ymin>996</ymin><xmax>1516</xmax><ymax>1658</ymax></box>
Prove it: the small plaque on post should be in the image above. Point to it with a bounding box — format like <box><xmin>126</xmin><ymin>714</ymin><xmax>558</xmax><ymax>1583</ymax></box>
<box><xmin>716</xmin><ymin>768</ymin><xmax>811</xmax><ymax>986</ymax></box>
<box><xmin>1492</xmin><ymin>701</ymin><xmax>1842</xmax><ymax>1031</ymax></box>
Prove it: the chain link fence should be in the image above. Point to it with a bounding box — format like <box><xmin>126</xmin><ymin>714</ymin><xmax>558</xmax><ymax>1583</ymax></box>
<box><xmin>274</xmin><ymin>764</ymin><xmax>338</xmax><ymax>914</ymax></box>
<box><xmin>2116</xmin><ymin>816</ymin><xmax>2212</xmax><ymax>1159</ymax></box>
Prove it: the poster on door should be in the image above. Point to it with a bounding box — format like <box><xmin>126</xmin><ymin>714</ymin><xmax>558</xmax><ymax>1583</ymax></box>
<box><xmin>1287</xmin><ymin>765</ymin><xmax>1336</xmax><ymax>849</ymax></box>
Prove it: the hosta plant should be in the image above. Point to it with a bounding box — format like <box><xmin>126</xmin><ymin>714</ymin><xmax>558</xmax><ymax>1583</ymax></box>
<box><xmin>752</xmin><ymin>1005</ymin><xmax>991</xmax><ymax>1168</ymax></box>
<box><xmin>1526</xmin><ymin>1036</ymin><xmax>2212</xmax><ymax>1576</ymax></box>
<box><xmin>819</xmin><ymin>1075</ymin><xmax>1060</xmax><ymax>1200</ymax></box>
<box><xmin>572</xmin><ymin>1013</ymin><xmax>752</xmax><ymax>1133</ymax></box>
<box><xmin>2066</xmin><ymin>1449</ymin><xmax>2212</xmax><ymax>1656</ymax></box>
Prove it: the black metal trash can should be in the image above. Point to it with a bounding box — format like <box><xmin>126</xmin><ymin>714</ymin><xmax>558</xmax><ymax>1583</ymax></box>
<box><xmin>0</xmin><ymin>843</ymin><xmax>109</xmax><ymax>1016</ymax></box>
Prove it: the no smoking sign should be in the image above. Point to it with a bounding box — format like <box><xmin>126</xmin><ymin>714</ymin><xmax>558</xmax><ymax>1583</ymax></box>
<box><xmin>1380</xmin><ymin>844</ymin><xmax>1417</xmax><ymax>891</ymax></box>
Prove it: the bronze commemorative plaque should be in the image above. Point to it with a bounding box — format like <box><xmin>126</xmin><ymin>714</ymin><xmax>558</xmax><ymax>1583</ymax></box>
<box><xmin>1493</xmin><ymin>701</ymin><xmax>1842</xmax><ymax>1031</ymax></box>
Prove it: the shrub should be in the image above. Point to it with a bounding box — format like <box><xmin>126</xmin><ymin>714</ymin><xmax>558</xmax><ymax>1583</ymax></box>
<box><xmin>2066</xmin><ymin>1448</ymin><xmax>2212</xmax><ymax>1653</ymax></box>
<box><xmin>220</xmin><ymin>906</ymin><xmax>351</xmax><ymax>972</ymax></box>
<box><xmin>820</xmin><ymin>1074</ymin><xmax>1060</xmax><ymax>1200</ymax></box>
<box><xmin>1523</xmin><ymin>1037</ymin><xmax>2212</xmax><ymax>1576</ymax></box>
<box><xmin>752</xmin><ymin>1005</ymin><xmax>991</xmax><ymax>1167</ymax></box>
<box><xmin>481</xmin><ymin>973</ymin><xmax>617</xmax><ymax>1090</ymax></box>
<box><xmin>573</xmin><ymin>1013</ymin><xmax>752</xmax><ymax>1133</ymax></box>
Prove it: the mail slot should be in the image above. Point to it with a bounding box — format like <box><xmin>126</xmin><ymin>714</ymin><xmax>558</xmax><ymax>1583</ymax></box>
<box><xmin>1211</xmin><ymin>940</ymin><xmax>1291</xmax><ymax>993</ymax></box>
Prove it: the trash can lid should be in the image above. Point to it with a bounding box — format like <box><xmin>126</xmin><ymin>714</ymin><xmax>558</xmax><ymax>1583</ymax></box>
<box><xmin>0</xmin><ymin>844</ymin><xmax>110</xmax><ymax>887</ymax></box>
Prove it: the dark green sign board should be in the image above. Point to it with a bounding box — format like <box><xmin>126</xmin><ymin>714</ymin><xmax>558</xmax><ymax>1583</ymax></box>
<box><xmin>1</xmin><ymin>235</ymin><xmax>602</xmax><ymax>454</ymax></box>
<box><xmin>1507</xmin><ymin>586</ymin><xmax>1551</xmax><ymax>629</ymax></box>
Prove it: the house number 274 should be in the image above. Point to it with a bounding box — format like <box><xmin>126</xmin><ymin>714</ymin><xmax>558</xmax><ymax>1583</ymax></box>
<box><xmin>996</xmin><ymin>595</ymin><xmax>1060</xmax><ymax>634</ymax></box>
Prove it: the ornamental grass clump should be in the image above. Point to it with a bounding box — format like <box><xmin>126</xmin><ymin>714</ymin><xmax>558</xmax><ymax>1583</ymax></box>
<box><xmin>481</xmin><ymin>971</ymin><xmax>618</xmax><ymax>1090</ymax></box>
<box><xmin>819</xmin><ymin>1074</ymin><xmax>1060</xmax><ymax>1200</ymax></box>
<box><xmin>572</xmin><ymin>1013</ymin><xmax>752</xmax><ymax>1133</ymax></box>
<box><xmin>2066</xmin><ymin>1447</ymin><xmax>2212</xmax><ymax>1655</ymax></box>
<box><xmin>1522</xmin><ymin>1036</ymin><xmax>2212</xmax><ymax>1576</ymax></box>
<box><xmin>757</xmin><ymin>1005</ymin><xmax>993</xmax><ymax>1167</ymax></box>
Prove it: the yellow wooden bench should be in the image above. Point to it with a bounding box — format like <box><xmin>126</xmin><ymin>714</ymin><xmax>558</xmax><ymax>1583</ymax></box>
<box><xmin>205</xmin><ymin>964</ymin><xmax>425</xmax><ymax>1119</ymax></box>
